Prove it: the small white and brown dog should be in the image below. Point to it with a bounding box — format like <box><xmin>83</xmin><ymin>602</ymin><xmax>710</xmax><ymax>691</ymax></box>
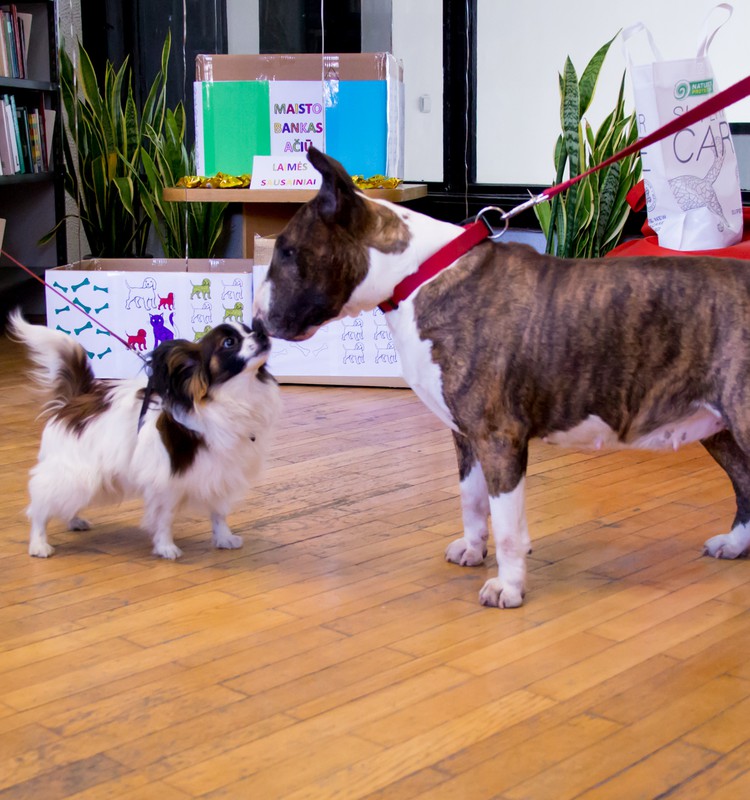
<box><xmin>9</xmin><ymin>311</ymin><xmax>280</xmax><ymax>559</ymax></box>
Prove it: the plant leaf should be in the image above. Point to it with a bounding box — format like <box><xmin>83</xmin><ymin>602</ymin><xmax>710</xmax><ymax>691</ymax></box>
<box><xmin>578</xmin><ymin>31</ymin><xmax>618</xmax><ymax>117</ymax></box>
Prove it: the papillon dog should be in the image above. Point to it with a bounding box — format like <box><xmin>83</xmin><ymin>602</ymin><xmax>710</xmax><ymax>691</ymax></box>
<box><xmin>9</xmin><ymin>311</ymin><xmax>280</xmax><ymax>559</ymax></box>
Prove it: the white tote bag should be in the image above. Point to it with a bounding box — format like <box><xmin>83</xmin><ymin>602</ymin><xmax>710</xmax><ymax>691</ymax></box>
<box><xmin>623</xmin><ymin>4</ymin><xmax>743</xmax><ymax>251</ymax></box>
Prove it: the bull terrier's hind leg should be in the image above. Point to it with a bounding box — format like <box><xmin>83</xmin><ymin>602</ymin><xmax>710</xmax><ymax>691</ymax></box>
<box><xmin>702</xmin><ymin>431</ymin><xmax>750</xmax><ymax>558</ymax></box>
<box><xmin>445</xmin><ymin>433</ymin><xmax>490</xmax><ymax>567</ymax></box>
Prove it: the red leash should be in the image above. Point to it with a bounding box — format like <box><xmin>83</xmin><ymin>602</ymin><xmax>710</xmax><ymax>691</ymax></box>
<box><xmin>380</xmin><ymin>73</ymin><xmax>750</xmax><ymax>312</ymax></box>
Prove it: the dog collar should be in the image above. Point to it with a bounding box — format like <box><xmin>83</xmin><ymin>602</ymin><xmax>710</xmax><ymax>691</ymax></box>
<box><xmin>378</xmin><ymin>219</ymin><xmax>491</xmax><ymax>313</ymax></box>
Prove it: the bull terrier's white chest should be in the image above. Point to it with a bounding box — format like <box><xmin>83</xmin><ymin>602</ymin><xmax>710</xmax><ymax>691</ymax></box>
<box><xmin>386</xmin><ymin>301</ymin><xmax>458</xmax><ymax>430</ymax></box>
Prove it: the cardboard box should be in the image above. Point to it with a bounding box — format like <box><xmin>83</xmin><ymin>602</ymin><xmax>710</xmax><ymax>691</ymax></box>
<box><xmin>194</xmin><ymin>52</ymin><xmax>404</xmax><ymax>180</ymax></box>
<box><xmin>195</xmin><ymin>53</ymin><xmax>404</xmax><ymax>83</ymax></box>
<box><xmin>45</xmin><ymin>259</ymin><xmax>253</xmax><ymax>379</ymax></box>
<box><xmin>252</xmin><ymin>261</ymin><xmax>405</xmax><ymax>387</ymax></box>
<box><xmin>253</xmin><ymin>234</ymin><xmax>277</xmax><ymax>266</ymax></box>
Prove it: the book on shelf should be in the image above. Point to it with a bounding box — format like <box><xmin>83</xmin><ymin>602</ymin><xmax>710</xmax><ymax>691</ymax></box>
<box><xmin>27</xmin><ymin>108</ymin><xmax>37</xmax><ymax>170</ymax></box>
<box><xmin>16</xmin><ymin>10</ymin><xmax>29</xmax><ymax>79</ymax></box>
<box><xmin>0</xmin><ymin>12</ymin><xmax>8</xmax><ymax>78</ymax></box>
<box><xmin>28</xmin><ymin>108</ymin><xmax>42</xmax><ymax>172</ymax></box>
<box><xmin>0</xmin><ymin>97</ymin><xmax>10</xmax><ymax>172</ymax></box>
<box><xmin>9</xmin><ymin>5</ymin><xmax>22</xmax><ymax>79</ymax></box>
<box><xmin>7</xmin><ymin>94</ymin><xmax>23</xmax><ymax>172</ymax></box>
<box><xmin>0</xmin><ymin>5</ymin><xmax>32</xmax><ymax>80</ymax></box>
<box><xmin>0</xmin><ymin>96</ymin><xmax>18</xmax><ymax>173</ymax></box>
<box><xmin>2</xmin><ymin>9</ymin><xmax>17</xmax><ymax>78</ymax></box>
<box><xmin>17</xmin><ymin>105</ymin><xmax>31</xmax><ymax>172</ymax></box>
<box><xmin>41</xmin><ymin>107</ymin><xmax>54</xmax><ymax>168</ymax></box>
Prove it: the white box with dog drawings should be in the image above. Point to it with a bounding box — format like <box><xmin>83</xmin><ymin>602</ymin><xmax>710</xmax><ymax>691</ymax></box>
<box><xmin>44</xmin><ymin>259</ymin><xmax>253</xmax><ymax>379</ymax></box>
<box><xmin>252</xmin><ymin>262</ymin><xmax>405</xmax><ymax>386</ymax></box>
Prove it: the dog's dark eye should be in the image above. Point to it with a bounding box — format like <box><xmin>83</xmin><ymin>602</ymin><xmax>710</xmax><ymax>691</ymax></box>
<box><xmin>281</xmin><ymin>246</ymin><xmax>296</xmax><ymax>259</ymax></box>
<box><xmin>222</xmin><ymin>336</ymin><xmax>236</xmax><ymax>349</ymax></box>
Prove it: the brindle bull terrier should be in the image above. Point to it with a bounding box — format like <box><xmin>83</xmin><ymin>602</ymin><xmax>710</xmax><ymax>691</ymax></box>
<box><xmin>253</xmin><ymin>146</ymin><xmax>750</xmax><ymax>608</ymax></box>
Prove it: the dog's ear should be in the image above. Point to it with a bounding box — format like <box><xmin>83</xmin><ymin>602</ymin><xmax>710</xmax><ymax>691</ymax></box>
<box><xmin>307</xmin><ymin>146</ymin><xmax>363</xmax><ymax>224</ymax></box>
<box><xmin>147</xmin><ymin>340</ymin><xmax>208</xmax><ymax>413</ymax></box>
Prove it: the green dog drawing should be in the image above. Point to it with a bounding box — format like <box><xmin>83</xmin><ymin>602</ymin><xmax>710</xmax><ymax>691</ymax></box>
<box><xmin>223</xmin><ymin>302</ymin><xmax>244</xmax><ymax>322</ymax></box>
<box><xmin>191</xmin><ymin>278</ymin><xmax>211</xmax><ymax>300</ymax></box>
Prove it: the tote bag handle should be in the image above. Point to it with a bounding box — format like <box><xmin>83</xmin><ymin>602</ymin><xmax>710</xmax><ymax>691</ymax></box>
<box><xmin>696</xmin><ymin>2</ymin><xmax>733</xmax><ymax>58</ymax></box>
<box><xmin>623</xmin><ymin>3</ymin><xmax>733</xmax><ymax>65</ymax></box>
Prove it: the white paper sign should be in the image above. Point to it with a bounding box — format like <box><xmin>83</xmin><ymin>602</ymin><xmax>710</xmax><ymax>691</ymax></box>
<box><xmin>250</xmin><ymin>156</ymin><xmax>321</xmax><ymax>190</ymax></box>
<box><xmin>268</xmin><ymin>81</ymin><xmax>326</xmax><ymax>156</ymax></box>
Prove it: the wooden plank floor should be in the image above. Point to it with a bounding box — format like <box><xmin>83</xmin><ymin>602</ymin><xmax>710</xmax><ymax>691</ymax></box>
<box><xmin>2</xmin><ymin>330</ymin><xmax>750</xmax><ymax>798</ymax></box>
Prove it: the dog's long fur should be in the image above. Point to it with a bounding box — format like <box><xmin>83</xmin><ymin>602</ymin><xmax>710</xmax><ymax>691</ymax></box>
<box><xmin>254</xmin><ymin>147</ymin><xmax>750</xmax><ymax>608</ymax></box>
<box><xmin>10</xmin><ymin>311</ymin><xmax>280</xmax><ymax>559</ymax></box>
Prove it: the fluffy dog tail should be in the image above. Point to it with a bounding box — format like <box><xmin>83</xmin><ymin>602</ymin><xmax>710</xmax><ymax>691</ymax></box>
<box><xmin>7</xmin><ymin>309</ymin><xmax>97</xmax><ymax>412</ymax></box>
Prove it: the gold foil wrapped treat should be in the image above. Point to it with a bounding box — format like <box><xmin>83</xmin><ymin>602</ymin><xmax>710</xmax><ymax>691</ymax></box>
<box><xmin>351</xmin><ymin>174</ymin><xmax>403</xmax><ymax>190</ymax></box>
<box><xmin>176</xmin><ymin>173</ymin><xmax>252</xmax><ymax>189</ymax></box>
<box><xmin>177</xmin><ymin>175</ymin><xmax>207</xmax><ymax>188</ymax></box>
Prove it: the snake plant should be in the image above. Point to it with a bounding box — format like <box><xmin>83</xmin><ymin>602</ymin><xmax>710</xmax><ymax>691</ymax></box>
<box><xmin>40</xmin><ymin>34</ymin><xmax>170</xmax><ymax>257</ymax></box>
<box><xmin>135</xmin><ymin>106</ymin><xmax>228</xmax><ymax>259</ymax></box>
<box><xmin>43</xmin><ymin>31</ymin><xmax>227</xmax><ymax>259</ymax></box>
<box><xmin>534</xmin><ymin>34</ymin><xmax>642</xmax><ymax>259</ymax></box>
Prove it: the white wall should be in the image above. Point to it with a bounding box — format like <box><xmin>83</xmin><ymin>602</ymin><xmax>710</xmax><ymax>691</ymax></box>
<box><xmin>391</xmin><ymin>1</ymin><xmax>444</xmax><ymax>181</ymax></box>
<box><xmin>477</xmin><ymin>0</ymin><xmax>750</xmax><ymax>184</ymax></box>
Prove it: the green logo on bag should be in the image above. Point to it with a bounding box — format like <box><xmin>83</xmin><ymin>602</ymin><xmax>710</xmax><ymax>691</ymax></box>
<box><xmin>674</xmin><ymin>79</ymin><xmax>714</xmax><ymax>99</ymax></box>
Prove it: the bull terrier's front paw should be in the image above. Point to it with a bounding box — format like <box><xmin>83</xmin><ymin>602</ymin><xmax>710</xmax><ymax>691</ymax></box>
<box><xmin>213</xmin><ymin>533</ymin><xmax>243</xmax><ymax>550</ymax></box>
<box><xmin>445</xmin><ymin>537</ymin><xmax>487</xmax><ymax>566</ymax></box>
<box><xmin>703</xmin><ymin>533</ymin><xmax>749</xmax><ymax>560</ymax></box>
<box><xmin>29</xmin><ymin>540</ymin><xmax>54</xmax><ymax>558</ymax></box>
<box><xmin>153</xmin><ymin>542</ymin><xmax>183</xmax><ymax>560</ymax></box>
<box><xmin>479</xmin><ymin>577</ymin><xmax>524</xmax><ymax>608</ymax></box>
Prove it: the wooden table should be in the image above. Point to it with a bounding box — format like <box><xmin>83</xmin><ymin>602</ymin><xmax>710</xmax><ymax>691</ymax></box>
<box><xmin>162</xmin><ymin>184</ymin><xmax>428</xmax><ymax>259</ymax></box>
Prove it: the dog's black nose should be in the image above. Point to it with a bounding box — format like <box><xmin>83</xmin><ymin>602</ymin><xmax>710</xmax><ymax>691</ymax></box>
<box><xmin>252</xmin><ymin>317</ymin><xmax>270</xmax><ymax>347</ymax></box>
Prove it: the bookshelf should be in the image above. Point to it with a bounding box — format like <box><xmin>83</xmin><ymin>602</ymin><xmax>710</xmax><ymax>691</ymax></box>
<box><xmin>0</xmin><ymin>0</ymin><xmax>65</xmax><ymax>292</ymax></box>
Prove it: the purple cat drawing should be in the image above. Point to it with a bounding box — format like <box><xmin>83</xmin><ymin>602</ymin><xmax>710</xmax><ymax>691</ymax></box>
<box><xmin>150</xmin><ymin>312</ymin><xmax>175</xmax><ymax>349</ymax></box>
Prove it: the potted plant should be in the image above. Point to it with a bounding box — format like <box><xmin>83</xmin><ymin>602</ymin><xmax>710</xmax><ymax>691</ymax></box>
<box><xmin>134</xmin><ymin>105</ymin><xmax>228</xmax><ymax>259</ymax></box>
<box><xmin>42</xmin><ymin>31</ymin><xmax>228</xmax><ymax>259</ymax></box>
<box><xmin>534</xmin><ymin>34</ymin><xmax>642</xmax><ymax>259</ymax></box>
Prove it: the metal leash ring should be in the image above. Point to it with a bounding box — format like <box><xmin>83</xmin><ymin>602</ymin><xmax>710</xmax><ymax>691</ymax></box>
<box><xmin>476</xmin><ymin>192</ymin><xmax>551</xmax><ymax>241</ymax></box>
<box><xmin>475</xmin><ymin>206</ymin><xmax>510</xmax><ymax>240</ymax></box>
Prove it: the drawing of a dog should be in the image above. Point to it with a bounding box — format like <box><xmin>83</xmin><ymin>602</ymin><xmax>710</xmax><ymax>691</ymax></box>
<box><xmin>191</xmin><ymin>278</ymin><xmax>212</xmax><ymax>300</ymax></box>
<box><xmin>254</xmin><ymin>147</ymin><xmax>750</xmax><ymax>609</ymax></box>
<box><xmin>158</xmin><ymin>292</ymin><xmax>175</xmax><ymax>310</ymax></box>
<box><xmin>223</xmin><ymin>302</ymin><xmax>244</xmax><ymax>322</ymax></box>
<box><xmin>125</xmin><ymin>277</ymin><xmax>158</xmax><ymax>310</ymax></box>
<box><xmin>222</xmin><ymin>278</ymin><xmax>244</xmax><ymax>302</ymax></box>
<box><xmin>126</xmin><ymin>329</ymin><xmax>148</xmax><ymax>351</ymax></box>
<box><xmin>193</xmin><ymin>325</ymin><xmax>212</xmax><ymax>342</ymax></box>
<box><xmin>191</xmin><ymin>302</ymin><xmax>212</xmax><ymax>325</ymax></box>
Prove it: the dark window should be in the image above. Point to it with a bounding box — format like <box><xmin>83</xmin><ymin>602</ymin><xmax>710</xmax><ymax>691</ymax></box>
<box><xmin>259</xmin><ymin>0</ymin><xmax>361</xmax><ymax>54</ymax></box>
